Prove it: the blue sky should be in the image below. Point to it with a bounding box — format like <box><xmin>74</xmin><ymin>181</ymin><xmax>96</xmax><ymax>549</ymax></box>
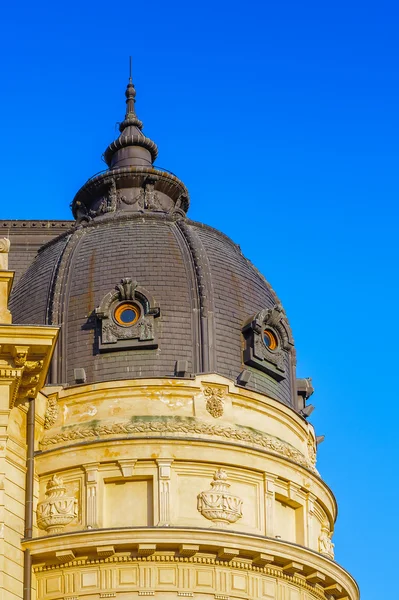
<box><xmin>2</xmin><ymin>2</ymin><xmax>399</xmax><ymax>597</ymax></box>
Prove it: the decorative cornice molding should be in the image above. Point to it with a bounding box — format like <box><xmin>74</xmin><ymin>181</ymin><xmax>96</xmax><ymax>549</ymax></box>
<box><xmin>40</xmin><ymin>416</ymin><xmax>316</xmax><ymax>473</ymax></box>
<box><xmin>33</xmin><ymin>553</ymin><xmax>331</xmax><ymax>600</ymax></box>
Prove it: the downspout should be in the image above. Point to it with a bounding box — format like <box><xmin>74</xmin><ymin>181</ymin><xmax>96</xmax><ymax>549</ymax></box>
<box><xmin>23</xmin><ymin>397</ymin><xmax>35</xmax><ymax>600</ymax></box>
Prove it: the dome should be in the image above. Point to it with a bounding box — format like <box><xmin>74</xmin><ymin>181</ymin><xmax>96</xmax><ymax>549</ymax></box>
<box><xmin>9</xmin><ymin>78</ymin><xmax>298</xmax><ymax>409</ymax></box>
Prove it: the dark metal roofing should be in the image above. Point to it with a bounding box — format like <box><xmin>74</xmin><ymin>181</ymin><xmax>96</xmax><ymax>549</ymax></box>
<box><xmin>9</xmin><ymin>212</ymin><xmax>295</xmax><ymax>406</ymax></box>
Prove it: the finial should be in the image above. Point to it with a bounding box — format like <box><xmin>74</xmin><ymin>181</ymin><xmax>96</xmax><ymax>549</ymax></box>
<box><xmin>118</xmin><ymin>57</ymin><xmax>143</xmax><ymax>131</ymax></box>
<box><xmin>125</xmin><ymin>68</ymin><xmax>136</xmax><ymax>119</ymax></box>
<box><xmin>103</xmin><ymin>64</ymin><xmax>158</xmax><ymax>168</ymax></box>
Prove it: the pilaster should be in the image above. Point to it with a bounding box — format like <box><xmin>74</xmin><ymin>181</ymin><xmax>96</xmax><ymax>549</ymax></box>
<box><xmin>156</xmin><ymin>459</ymin><xmax>173</xmax><ymax>526</ymax></box>
<box><xmin>84</xmin><ymin>463</ymin><xmax>100</xmax><ymax>529</ymax></box>
<box><xmin>264</xmin><ymin>474</ymin><xmax>277</xmax><ymax>538</ymax></box>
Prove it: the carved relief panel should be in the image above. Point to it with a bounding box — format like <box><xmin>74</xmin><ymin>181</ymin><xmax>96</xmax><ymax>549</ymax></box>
<box><xmin>37</xmin><ymin>473</ymin><xmax>80</xmax><ymax>534</ymax></box>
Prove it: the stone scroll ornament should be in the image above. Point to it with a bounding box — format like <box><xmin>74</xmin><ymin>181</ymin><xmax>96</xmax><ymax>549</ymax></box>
<box><xmin>36</xmin><ymin>474</ymin><xmax>78</xmax><ymax>534</ymax></box>
<box><xmin>95</xmin><ymin>278</ymin><xmax>160</xmax><ymax>352</ymax></box>
<box><xmin>197</xmin><ymin>469</ymin><xmax>243</xmax><ymax>527</ymax></box>
<box><xmin>242</xmin><ymin>304</ymin><xmax>294</xmax><ymax>381</ymax></box>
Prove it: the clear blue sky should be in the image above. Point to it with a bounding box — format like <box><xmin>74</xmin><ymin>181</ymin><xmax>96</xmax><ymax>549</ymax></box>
<box><xmin>2</xmin><ymin>2</ymin><xmax>398</xmax><ymax>597</ymax></box>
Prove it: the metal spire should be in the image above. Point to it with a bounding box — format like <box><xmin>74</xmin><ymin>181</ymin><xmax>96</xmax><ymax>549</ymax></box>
<box><xmin>125</xmin><ymin>56</ymin><xmax>136</xmax><ymax>119</ymax></box>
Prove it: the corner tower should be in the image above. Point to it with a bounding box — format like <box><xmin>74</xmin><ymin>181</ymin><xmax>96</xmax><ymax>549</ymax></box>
<box><xmin>7</xmin><ymin>76</ymin><xmax>359</xmax><ymax>600</ymax></box>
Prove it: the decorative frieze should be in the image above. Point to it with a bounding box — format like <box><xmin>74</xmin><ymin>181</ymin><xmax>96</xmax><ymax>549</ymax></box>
<box><xmin>37</xmin><ymin>474</ymin><xmax>78</xmax><ymax>534</ymax></box>
<box><xmin>197</xmin><ymin>469</ymin><xmax>243</xmax><ymax>527</ymax></box>
<box><xmin>40</xmin><ymin>416</ymin><xmax>316</xmax><ymax>473</ymax></box>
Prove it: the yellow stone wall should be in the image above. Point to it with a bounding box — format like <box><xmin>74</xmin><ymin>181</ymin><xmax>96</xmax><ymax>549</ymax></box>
<box><xmin>27</xmin><ymin>376</ymin><xmax>358</xmax><ymax>600</ymax></box>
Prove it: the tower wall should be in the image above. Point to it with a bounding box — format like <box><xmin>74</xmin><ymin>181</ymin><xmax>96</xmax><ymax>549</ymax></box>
<box><xmin>27</xmin><ymin>376</ymin><xmax>358</xmax><ymax>600</ymax></box>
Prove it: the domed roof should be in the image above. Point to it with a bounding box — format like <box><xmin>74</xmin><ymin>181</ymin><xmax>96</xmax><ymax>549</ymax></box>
<box><xmin>9</xmin><ymin>77</ymin><xmax>297</xmax><ymax>409</ymax></box>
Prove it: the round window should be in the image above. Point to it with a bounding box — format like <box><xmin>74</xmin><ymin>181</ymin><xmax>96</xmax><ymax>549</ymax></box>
<box><xmin>263</xmin><ymin>329</ymin><xmax>278</xmax><ymax>350</ymax></box>
<box><xmin>114</xmin><ymin>303</ymin><xmax>140</xmax><ymax>327</ymax></box>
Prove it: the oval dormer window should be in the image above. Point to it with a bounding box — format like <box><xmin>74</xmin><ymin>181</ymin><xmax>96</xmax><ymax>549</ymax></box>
<box><xmin>114</xmin><ymin>302</ymin><xmax>140</xmax><ymax>327</ymax></box>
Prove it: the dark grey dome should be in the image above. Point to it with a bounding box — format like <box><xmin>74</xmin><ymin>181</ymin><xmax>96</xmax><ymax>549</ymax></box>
<box><xmin>9</xmin><ymin>78</ymin><xmax>298</xmax><ymax>408</ymax></box>
<box><xmin>10</xmin><ymin>212</ymin><xmax>295</xmax><ymax>406</ymax></box>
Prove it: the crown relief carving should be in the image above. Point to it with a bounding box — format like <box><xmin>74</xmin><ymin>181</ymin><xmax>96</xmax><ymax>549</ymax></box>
<box><xmin>36</xmin><ymin>474</ymin><xmax>78</xmax><ymax>534</ymax></box>
<box><xmin>197</xmin><ymin>469</ymin><xmax>243</xmax><ymax>527</ymax></box>
<box><xmin>203</xmin><ymin>386</ymin><xmax>226</xmax><ymax>418</ymax></box>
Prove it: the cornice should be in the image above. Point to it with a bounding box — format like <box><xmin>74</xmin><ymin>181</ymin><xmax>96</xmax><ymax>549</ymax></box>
<box><xmin>25</xmin><ymin>527</ymin><xmax>359</xmax><ymax>600</ymax></box>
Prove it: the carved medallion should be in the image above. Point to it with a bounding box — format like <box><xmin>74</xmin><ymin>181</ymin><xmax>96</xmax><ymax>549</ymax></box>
<box><xmin>204</xmin><ymin>386</ymin><xmax>225</xmax><ymax>418</ymax></box>
<box><xmin>197</xmin><ymin>469</ymin><xmax>243</xmax><ymax>527</ymax></box>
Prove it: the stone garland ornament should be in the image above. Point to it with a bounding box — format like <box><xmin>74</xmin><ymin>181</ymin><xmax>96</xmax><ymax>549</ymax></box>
<box><xmin>318</xmin><ymin>522</ymin><xmax>335</xmax><ymax>559</ymax></box>
<box><xmin>95</xmin><ymin>278</ymin><xmax>160</xmax><ymax>352</ymax></box>
<box><xmin>36</xmin><ymin>474</ymin><xmax>78</xmax><ymax>534</ymax></box>
<box><xmin>40</xmin><ymin>416</ymin><xmax>318</xmax><ymax>473</ymax></box>
<box><xmin>119</xmin><ymin>177</ymin><xmax>161</xmax><ymax>210</ymax></box>
<box><xmin>197</xmin><ymin>469</ymin><xmax>243</xmax><ymax>527</ymax></box>
<box><xmin>204</xmin><ymin>386</ymin><xmax>225</xmax><ymax>418</ymax></box>
<box><xmin>242</xmin><ymin>304</ymin><xmax>294</xmax><ymax>381</ymax></box>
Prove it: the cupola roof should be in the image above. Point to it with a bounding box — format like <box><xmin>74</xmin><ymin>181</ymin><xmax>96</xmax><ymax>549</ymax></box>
<box><xmin>71</xmin><ymin>74</ymin><xmax>189</xmax><ymax>221</ymax></box>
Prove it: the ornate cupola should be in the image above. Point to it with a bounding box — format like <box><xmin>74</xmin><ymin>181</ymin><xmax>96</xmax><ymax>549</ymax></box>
<box><xmin>72</xmin><ymin>76</ymin><xmax>189</xmax><ymax>222</ymax></box>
